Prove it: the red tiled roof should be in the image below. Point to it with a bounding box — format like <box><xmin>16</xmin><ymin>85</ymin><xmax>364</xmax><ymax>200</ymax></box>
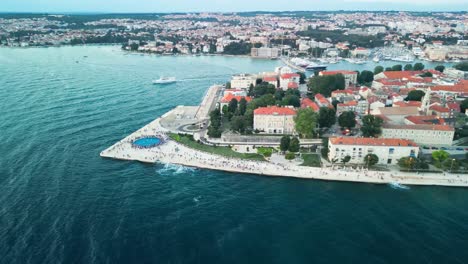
<box><xmin>263</xmin><ymin>76</ymin><xmax>277</xmax><ymax>82</ymax></box>
<box><xmin>430</xmin><ymin>105</ymin><xmax>450</xmax><ymax>113</ymax></box>
<box><xmin>331</xmin><ymin>89</ymin><xmax>353</xmax><ymax>96</ymax></box>
<box><xmin>405</xmin><ymin>115</ymin><xmax>446</xmax><ymax>125</ymax></box>
<box><xmin>280</xmin><ymin>73</ymin><xmax>300</xmax><ymax>79</ymax></box>
<box><xmin>381</xmin><ymin>71</ymin><xmax>423</xmax><ymax>80</ymax></box>
<box><xmin>431</xmin><ymin>84</ymin><xmax>468</xmax><ymax>94</ymax></box>
<box><xmin>376</xmin><ymin>79</ymin><xmax>408</xmax><ymax>86</ymax></box>
<box><xmin>330</xmin><ymin>137</ymin><xmax>418</xmax><ymax>147</ymax></box>
<box><xmin>393</xmin><ymin>101</ymin><xmax>422</xmax><ymax>107</ymax></box>
<box><xmin>301</xmin><ymin>98</ymin><xmax>320</xmax><ymax>112</ymax></box>
<box><xmin>254</xmin><ymin>106</ymin><xmax>296</xmax><ymax>115</ymax></box>
<box><xmin>288</xmin><ymin>82</ymin><xmax>299</xmax><ymax>89</ymax></box>
<box><xmin>384</xmin><ymin>124</ymin><xmax>454</xmax><ymax>132</ymax></box>
<box><xmin>447</xmin><ymin>103</ymin><xmax>460</xmax><ymax>112</ymax></box>
<box><xmin>220</xmin><ymin>94</ymin><xmax>252</xmax><ymax>103</ymax></box>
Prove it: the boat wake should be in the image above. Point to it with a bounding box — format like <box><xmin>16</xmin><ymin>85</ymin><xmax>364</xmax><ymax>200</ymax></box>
<box><xmin>389</xmin><ymin>182</ymin><xmax>410</xmax><ymax>190</ymax></box>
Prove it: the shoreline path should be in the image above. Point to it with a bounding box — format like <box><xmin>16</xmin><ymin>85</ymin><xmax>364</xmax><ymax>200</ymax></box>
<box><xmin>100</xmin><ymin>114</ymin><xmax>468</xmax><ymax>188</ymax></box>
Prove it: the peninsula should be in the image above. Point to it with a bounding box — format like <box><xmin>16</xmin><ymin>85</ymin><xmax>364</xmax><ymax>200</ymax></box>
<box><xmin>101</xmin><ymin>63</ymin><xmax>468</xmax><ymax>188</ymax></box>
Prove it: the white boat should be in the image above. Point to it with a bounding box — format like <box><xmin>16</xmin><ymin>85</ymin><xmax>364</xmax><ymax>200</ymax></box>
<box><xmin>373</xmin><ymin>56</ymin><xmax>380</xmax><ymax>63</ymax></box>
<box><xmin>152</xmin><ymin>77</ymin><xmax>176</xmax><ymax>84</ymax></box>
<box><xmin>305</xmin><ymin>62</ymin><xmax>327</xmax><ymax>71</ymax></box>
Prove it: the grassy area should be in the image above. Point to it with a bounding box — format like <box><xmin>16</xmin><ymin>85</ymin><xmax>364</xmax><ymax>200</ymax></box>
<box><xmin>301</xmin><ymin>153</ymin><xmax>321</xmax><ymax>167</ymax></box>
<box><xmin>169</xmin><ymin>133</ymin><xmax>265</xmax><ymax>161</ymax></box>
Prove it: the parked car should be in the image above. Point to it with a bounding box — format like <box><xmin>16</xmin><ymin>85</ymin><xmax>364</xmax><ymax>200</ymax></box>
<box><xmin>456</xmin><ymin>147</ymin><xmax>463</xmax><ymax>151</ymax></box>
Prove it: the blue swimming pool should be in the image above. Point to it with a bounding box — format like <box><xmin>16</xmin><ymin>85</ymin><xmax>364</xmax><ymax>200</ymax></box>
<box><xmin>132</xmin><ymin>137</ymin><xmax>162</xmax><ymax>148</ymax></box>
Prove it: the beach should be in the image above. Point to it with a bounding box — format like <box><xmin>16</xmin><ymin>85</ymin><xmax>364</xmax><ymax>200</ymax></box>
<box><xmin>101</xmin><ymin>113</ymin><xmax>468</xmax><ymax>188</ymax></box>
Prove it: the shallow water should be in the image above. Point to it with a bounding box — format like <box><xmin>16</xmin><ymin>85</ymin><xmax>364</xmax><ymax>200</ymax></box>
<box><xmin>0</xmin><ymin>46</ymin><xmax>466</xmax><ymax>264</ymax></box>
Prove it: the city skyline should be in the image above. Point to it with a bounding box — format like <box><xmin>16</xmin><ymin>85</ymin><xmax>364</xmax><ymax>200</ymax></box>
<box><xmin>1</xmin><ymin>0</ymin><xmax>468</xmax><ymax>13</ymax></box>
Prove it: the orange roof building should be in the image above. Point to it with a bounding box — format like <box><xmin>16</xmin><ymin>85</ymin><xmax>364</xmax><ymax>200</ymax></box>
<box><xmin>328</xmin><ymin>137</ymin><xmax>419</xmax><ymax>165</ymax></box>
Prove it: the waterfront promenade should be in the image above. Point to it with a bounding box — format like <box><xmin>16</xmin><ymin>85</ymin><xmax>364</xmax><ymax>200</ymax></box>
<box><xmin>101</xmin><ymin>112</ymin><xmax>468</xmax><ymax>188</ymax></box>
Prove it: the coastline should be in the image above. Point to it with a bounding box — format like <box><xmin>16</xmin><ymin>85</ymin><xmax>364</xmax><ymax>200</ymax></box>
<box><xmin>101</xmin><ymin>110</ymin><xmax>468</xmax><ymax>188</ymax></box>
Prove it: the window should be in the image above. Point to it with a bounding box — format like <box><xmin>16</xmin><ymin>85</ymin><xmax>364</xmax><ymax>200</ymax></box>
<box><xmin>389</xmin><ymin>148</ymin><xmax>394</xmax><ymax>154</ymax></box>
<box><xmin>387</xmin><ymin>159</ymin><xmax>392</xmax><ymax>164</ymax></box>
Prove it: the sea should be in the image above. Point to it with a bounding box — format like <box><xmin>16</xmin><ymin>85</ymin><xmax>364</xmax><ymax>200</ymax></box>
<box><xmin>0</xmin><ymin>45</ymin><xmax>466</xmax><ymax>264</ymax></box>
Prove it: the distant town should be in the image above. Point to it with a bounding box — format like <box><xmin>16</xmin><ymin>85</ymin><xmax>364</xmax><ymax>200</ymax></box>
<box><xmin>0</xmin><ymin>12</ymin><xmax>467</xmax><ymax>62</ymax></box>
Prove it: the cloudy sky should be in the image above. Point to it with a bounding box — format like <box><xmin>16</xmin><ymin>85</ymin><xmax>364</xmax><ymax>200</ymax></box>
<box><xmin>1</xmin><ymin>0</ymin><xmax>467</xmax><ymax>12</ymax></box>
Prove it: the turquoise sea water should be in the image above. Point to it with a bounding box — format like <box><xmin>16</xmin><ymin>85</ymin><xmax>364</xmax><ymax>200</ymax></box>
<box><xmin>0</xmin><ymin>46</ymin><xmax>467</xmax><ymax>264</ymax></box>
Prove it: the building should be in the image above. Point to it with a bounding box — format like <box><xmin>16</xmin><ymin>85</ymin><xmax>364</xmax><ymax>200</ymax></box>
<box><xmin>231</xmin><ymin>74</ymin><xmax>257</xmax><ymax>89</ymax></box>
<box><xmin>251</xmin><ymin>47</ymin><xmax>281</xmax><ymax>59</ymax></box>
<box><xmin>301</xmin><ymin>98</ymin><xmax>320</xmax><ymax>112</ymax></box>
<box><xmin>315</xmin><ymin>93</ymin><xmax>333</xmax><ymax>109</ymax></box>
<box><xmin>328</xmin><ymin>137</ymin><xmax>419</xmax><ymax>165</ymax></box>
<box><xmin>253</xmin><ymin>106</ymin><xmax>296</xmax><ymax>134</ymax></box>
<box><xmin>262</xmin><ymin>76</ymin><xmax>278</xmax><ymax>88</ymax></box>
<box><xmin>279</xmin><ymin>73</ymin><xmax>300</xmax><ymax>90</ymax></box>
<box><xmin>374</xmin><ymin>106</ymin><xmax>420</xmax><ymax>124</ymax></box>
<box><xmin>429</xmin><ymin>105</ymin><xmax>450</xmax><ymax>118</ymax></box>
<box><xmin>319</xmin><ymin>70</ymin><xmax>358</xmax><ymax>88</ymax></box>
<box><xmin>336</xmin><ymin>101</ymin><xmax>358</xmax><ymax>116</ymax></box>
<box><xmin>381</xmin><ymin>124</ymin><xmax>454</xmax><ymax>146</ymax></box>
<box><xmin>219</xmin><ymin>94</ymin><xmax>252</xmax><ymax>111</ymax></box>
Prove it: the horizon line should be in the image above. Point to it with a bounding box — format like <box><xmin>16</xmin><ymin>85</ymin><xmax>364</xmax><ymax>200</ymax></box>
<box><xmin>0</xmin><ymin>10</ymin><xmax>467</xmax><ymax>14</ymax></box>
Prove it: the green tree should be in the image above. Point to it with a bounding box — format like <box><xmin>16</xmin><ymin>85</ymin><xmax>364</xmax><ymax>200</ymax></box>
<box><xmin>289</xmin><ymin>137</ymin><xmax>300</xmax><ymax>152</ymax></box>
<box><xmin>442</xmin><ymin>158</ymin><xmax>459</xmax><ymax>171</ymax></box>
<box><xmin>413</xmin><ymin>62</ymin><xmax>425</xmax><ymax>71</ymax></box>
<box><xmin>252</xmin><ymin>82</ymin><xmax>276</xmax><ymax>97</ymax></box>
<box><xmin>358</xmin><ymin>70</ymin><xmax>374</xmax><ymax>84</ymax></box>
<box><xmin>391</xmin><ymin>64</ymin><xmax>403</xmax><ymax>71</ymax></box>
<box><xmin>341</xmin><ymin>155</ymin><xmax>351</xmax><ymax>165</ymax></box>
<box><xmin>321</xmin><ymin>137</ymin><xmax>329</xmax><ymax>159</ymax></box>
<box><xmin>228</xmin><ymin>98</ymin><xmax>238</xmax><ymax>113</ymax></box>
<box><xmin>460</xmin><ymin>98</ymin><xmax>468</xmax><ymax>113</ymax></box>
<box><xmin>225</xmin><ymin>82</ymin><xmax>231</xmax><ymax>89</ymax></box>
<box><xmin>432</xmin><ymin>150</ymin><xmax>450</xmax><ymax>168</ymax></box>
<box><xmin>406</xmin><ymin>90</ymin><xmax>425</xmax><ymax>101</ymax></box>
<box><xmin>222</xmin><ymin>41</ymin><xmax>252</xmax><ymax>55</ymax></box>
<box><xmin>280</xmin><ymin>136</ymin><xmax>291</xmax><ymax>152</ymax></box>
<box><xmin>308</xmin><ymin>74</ymin><xmax>345</xmax><ymax>97</ymax></box>
<box><xmin>374</xmin><ymin>65</ymin><xmax>384</xmax><ymax>75</ymax></box>
<box><xmin>222</xmin><ymin>105</ymin><xmax>229</xmax><ymax>115</ymax></box>
<box><xmin>318</xmin><ymin>107</ymin><xmax>336</xmax><ymax>128</ymax></box>
<box><xmin>398</xmin><ymin>157</ymin><xmax>417</xmax><ymax>169</ymax></box>
<box><xmin>294</xmin><ymin>108</ymin><xmax>318</xmax><ymax>138</ymax></box>
<box><xmin>238</xmin><ymin>97</ymin><xmax>247</xmax><ymax>115</ymax></box>
<box><xmin>454</xmin><ymin>61</ymin><xmax>468</xmax><ymax>71</ymax></box>
<box><xmin>281</xmin><ymin>94</ymin><xmax>301</xmax><ymax>107</ymax></box>
<box><xmin>231</xmin><ymin>116</ymin><xmax>246</xmax><ymax>133</ymax></box>
<box><xmin>360</xmin><ymin>115</ymin><xmax>384</xmax><ymax>137</ymax></box>
<box><xmin>285</xmin><ymin>152</ymin><xmax>296</xmax><ymax>160</ymax></box>
<box><xmin>297</xmin><ymin>72</ymin><xmax>307</xmax><ymax>84</ymax></box>
<box><xmin>385</xmin><ymin>67</ymin><xmax>393</xmax><ymax>71</ymax></box>
<box><xmin>420</xmin><ymin>72</ymin><xmax>433</xmax><ymax>77</ymax></box>
<box><xmin>404</xmin><ymin>64</ymin><xmax>413</xmax><ymax>71</ymax></box>
<box><xmin>364</xmin><ymin>154</ymin><xmax>379</xmax><ymax>167</ymax></box>
<box><xmin>129</xmin><ymin>43</ymin><xmax>139</xmax><ymax>51</ymax></box>
<box><xmin>435</xmin><ymin>65</ymin><xmax>445</xmax><ymax>73</ymax></box>
<box><xmin>338</xmin><ymin>111</ymin><xmax>356</xmax><ymax>128</ymax></box>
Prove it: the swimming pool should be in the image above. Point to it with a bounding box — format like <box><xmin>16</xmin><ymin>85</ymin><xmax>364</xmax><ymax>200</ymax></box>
<box><xmin>132</xmin><ymin>137</ymin><xmax>162</xmax><ymax>148</ymax></box>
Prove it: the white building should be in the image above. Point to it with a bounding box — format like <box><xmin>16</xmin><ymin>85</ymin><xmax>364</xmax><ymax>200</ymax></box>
<box><xmin>328</xmin><ymin>137</ymin><xmax>419</xmax><ymax>165</ymax></box>
<box><xmin>381</xmin><ymin>124</ymin><xmax>454</xmax><ymax>146</ymax></box>
<box><xmin>279</xmin><ymin>73</ymin><xmax>300</xmax><ymax>91</ymax></box>
<box><xmin>231</xmin><ymin>74</ymin><xmax>257</xmax><ymax>89</ymax></box>
<box><xmin>251</xmin><ymin>47</ymin><xmax>281</xmax><ymax>59</ymax></box>
<box><xmin>253</xmin><ymin>106</ymin><xmax>296</xmax><ymax>134</ymax></box>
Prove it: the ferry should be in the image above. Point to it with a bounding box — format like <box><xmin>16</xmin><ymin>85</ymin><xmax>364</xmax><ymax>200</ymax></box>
<box><xmin>152</xmin><ymin>77</ymin><xmax>177</xmax><ymax>84</ymax></box>
<box><xmin>305</xmin><ymin>62</ymin><xmax>327</xmax><ymax>71</ymax></box>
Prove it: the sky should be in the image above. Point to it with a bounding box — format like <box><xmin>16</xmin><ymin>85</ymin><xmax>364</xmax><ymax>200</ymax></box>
<box><xmin>1</xmin><ymin>0</ymin><xmax>467</xmax><ymax>13</ymax></box>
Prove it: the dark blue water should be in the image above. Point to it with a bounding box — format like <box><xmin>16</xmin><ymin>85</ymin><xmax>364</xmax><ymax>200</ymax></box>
<box><xmin>0</xmin><ymin>46</ymin><xmax>467</xmax><ymax>264</ymax></box>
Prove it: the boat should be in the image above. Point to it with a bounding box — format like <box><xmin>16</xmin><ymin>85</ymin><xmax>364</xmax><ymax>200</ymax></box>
<box><xmin>373</xmin><ymin>56</ymin><xmax>380</xmax><ymax>63</ymax></box>
<box><xmin>305</xmin><ymin>62</ymin><xmax>327</xmax><ymax>71</ymax></box>
<box><xmin>152</xmin><ymin>77</ymin><xmax>177</xmax><ymax>84</ymax></box>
